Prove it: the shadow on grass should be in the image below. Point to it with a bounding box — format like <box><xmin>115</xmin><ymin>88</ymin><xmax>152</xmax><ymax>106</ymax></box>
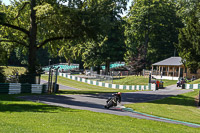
<box><xmin>112</xmin><ymin>77</ymin><xmax>125</xmax><ymax>80</ymax></box>
<box><xmin>0</xmin><ymin>94</ymin><xmax>80</xmax><ymax>113</ymax></box>
<box><xmin>58</xmin><ymin>90</ymin><xmax>118</xmax><ymax>95</ymax></box>
<box><xmin>0</xmin><ymin>103</ymin><xmax>78</xmax><ymax>113</ymax></box>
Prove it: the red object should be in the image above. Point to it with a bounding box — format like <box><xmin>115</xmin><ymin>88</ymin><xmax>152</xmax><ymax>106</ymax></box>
<box><xmin>156</xmin><ymin>80</ymin><xmax>160</xmax><ymax>88</ymax></box>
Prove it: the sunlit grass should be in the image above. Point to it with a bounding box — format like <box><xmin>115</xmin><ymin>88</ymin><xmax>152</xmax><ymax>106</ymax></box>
<box><xmin>112</xmin><ymin>76</ymin><xmax>177</xmax><ymax>87</ymax></box>
<box><xmin>189</xmin><ymin>78</ymin><xmax>200</xmax><ymax>84</ymax></box>
<box><xmin>126</xmin><ymin>89</ymin><xmax>200</xmax><ymax>124</ymax></box>
<box><xmin>41</xmin><ymin>75</ymin><xmax>137</xmax><ymax>94</ymax></box>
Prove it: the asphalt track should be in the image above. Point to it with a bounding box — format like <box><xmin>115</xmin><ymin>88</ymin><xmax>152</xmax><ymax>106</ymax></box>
<box><xmin>19</xmin><ymin>83</ymin><xmax>200</xmax><ymax>128</ymax></box>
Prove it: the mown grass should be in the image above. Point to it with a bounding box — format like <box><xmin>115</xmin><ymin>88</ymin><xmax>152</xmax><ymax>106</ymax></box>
<box><xmin>189</xmin><ymin>78</ymin><xmax>200</xmax><ymax>84</ymax></box>
<box><xmin>41</xmin><ymin>75</ymin><xmax>137</xmax><ymax>94</ymax></box>
<box><xmin>0</xmin><ymin>66</ymin><xmax>26</xmax><ymax>76</ymax></box>
<box><xmin>113</xmin><ymin>76</ymin><xmax>148</xmax><ymax>85</ymax></box>
<box><xmin>0</xmin><ymin>94</ymin><xmax>199</xmax><ymax>133</ymax></box>
<box><xmin>112</xmin><ymin>76</ymin><xmax>177</xmax><ymax>87</ymax></box>
<box><xmin>126</xmin><ymin>89</ymin><xmax>200</xmax><ymax>125</ymax></box>
<box><xmin>161</xmin><ymin>79</ymin><xmax>177</xmax><ymax>87</ymax></box>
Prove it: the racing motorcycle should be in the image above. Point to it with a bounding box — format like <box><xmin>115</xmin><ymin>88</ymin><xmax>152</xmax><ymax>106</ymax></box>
<box><xmin>104</xmin><ymin>92</ymin><xmax>121</xmax><ymax>109</ymax></box>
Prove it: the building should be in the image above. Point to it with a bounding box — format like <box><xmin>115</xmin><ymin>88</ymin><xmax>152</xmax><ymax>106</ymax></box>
<box><xmin>151</xmin><ymin>57</ymin><xmax>200</xmax><ymax>80</ymax></box>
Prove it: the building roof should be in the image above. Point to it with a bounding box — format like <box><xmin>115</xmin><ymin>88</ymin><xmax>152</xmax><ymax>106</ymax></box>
<box><xmin>152</xmin><ymin>57</ymin><xmax>183</xmax><ymax>66</ymax></box>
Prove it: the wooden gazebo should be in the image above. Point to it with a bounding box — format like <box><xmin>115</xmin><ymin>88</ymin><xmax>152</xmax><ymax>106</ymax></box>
<box><xmin>151</xmin><ymin>57</ymin><xmax>185</xmax><ymax>80</ymax></box>
<box><xmin>152</xmin><ymin>57</ymin><xmax>200</xmax><ymax>80</ymax></box>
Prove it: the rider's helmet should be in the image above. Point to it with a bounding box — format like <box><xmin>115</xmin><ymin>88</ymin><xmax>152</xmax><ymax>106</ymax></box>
<box><xmin>117</xmin><ymin>92</ymin><xmax>121</xmax><ymax>95</ymax></box>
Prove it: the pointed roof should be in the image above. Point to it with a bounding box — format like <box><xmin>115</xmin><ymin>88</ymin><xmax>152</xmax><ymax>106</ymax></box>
<box><xmin>152</xmin><ymin>57</ymin><xmax>183</xmax><ymax>66</ymax></box>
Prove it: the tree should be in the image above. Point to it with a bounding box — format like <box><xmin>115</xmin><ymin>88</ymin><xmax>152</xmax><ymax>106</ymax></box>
<box><xmin>82</xmin><ymin>19</ymin><xmax>126</xmax><ymax>75</ymax></box>
<box><xmin>82</xmin><ymin>0</ymin><xmax>128</xmax><ymax>75</ymax></box>
<box><xmin>0</xmin><ymin>0</ymin><xmax>7</xmax><ymax>65</ymax></box>
<box><xmin>176</xmin><ymin>0</ymin><xmax>200</xmax><ymax>73</ymax></box>
<box><xmin>125</xmin><ymin>0</ymin><xmax>183</xmax><ymax>72</ymax></box>
<box><xmin>58</xmin><ymin>0</ymin><xmax>128</xmax><ymax>75</ymax></box>
<box><xmin>0</xmin><ymin>0</ymin><xmax>118</xmax><ymax>78</ymax></box>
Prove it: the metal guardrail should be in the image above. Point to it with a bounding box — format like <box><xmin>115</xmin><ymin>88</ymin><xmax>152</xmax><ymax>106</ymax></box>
<box><xmin>87</xmin><ymin>73</ymin><xmax>113</xmax><ymax>83</ymax></box>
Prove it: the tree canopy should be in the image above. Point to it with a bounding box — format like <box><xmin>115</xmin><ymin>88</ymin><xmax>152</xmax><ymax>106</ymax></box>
<box><xmin>124</xmin><ymin>0</ymin><xmax>183</xmax><ymax>72</ymax></box>
<box><xmin>176</xmin><ymin>0</ymin><xmax>200</xmax><ymax>73</ymax></box>
<box><xmin>0</xmin><ymin>0</ymin><xmax>125</xmax><ymax>76</ymax></box>
<box><xmin>58</xmin><ymin>0</ymin><xmax>128</xmax><ymax>74</ymax></box>
<box><xmin>0</xmin><ymin>0</ymin><xmax>199</xmax><ymax>78</ymax></box>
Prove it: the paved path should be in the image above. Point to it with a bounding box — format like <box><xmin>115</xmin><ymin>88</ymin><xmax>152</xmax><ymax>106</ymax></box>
<box><xmin>18</xmin><ymin>84</ymin><xmax>200</xmax><ymax>128</ymax></box>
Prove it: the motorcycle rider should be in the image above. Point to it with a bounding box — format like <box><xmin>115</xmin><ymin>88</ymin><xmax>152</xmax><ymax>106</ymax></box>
<box><xmin>105</xmin><ymin>92</ymin><xmax>121</xmax><ymax>109</ymax></box>
<box><xmin>114</xmin><ymin>92</ymin><xmax>121</xmax><ymax>103</ymax></box>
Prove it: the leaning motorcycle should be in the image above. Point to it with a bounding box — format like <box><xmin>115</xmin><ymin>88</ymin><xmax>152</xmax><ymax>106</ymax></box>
<box><xmin>104</xmin><ymin>92</ymin><xmax>121</xmax><ymax>109</ymax></box>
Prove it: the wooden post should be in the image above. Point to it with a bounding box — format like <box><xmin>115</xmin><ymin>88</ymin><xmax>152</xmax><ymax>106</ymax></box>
<box><xmin>178</xmin><ymin>66</ymin><xmax>181</xmax><ymax>77</ymax></box>
<box><xmin>173</xmin><ymin>66</ymin><xmax>175</xmax><ymax>77</ymax></box>
<box><xmin>156</xmin><ymin>66</ymin><xmax>158</xmax><ymax>76</ymax></box>
<box><xmin>199</xmin><ymin>90</ymin><xmax>200</xmax><ymax>106</ymax></box>
<box><xmin>159</xmin><ymin>66</ymin><xmax>160</xmax><ymax>75</ymax></box>
<box><xmin>167</xmin><ymin>66</ymin><xmax>169</xmax><ymax>76</ymax></box>
<box><xmin>152</xmin><ymin>65</ymin><xmax>154</xmax><ymax>75</ymax></box>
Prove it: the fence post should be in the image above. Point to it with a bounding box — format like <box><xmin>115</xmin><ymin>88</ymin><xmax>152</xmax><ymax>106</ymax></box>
<box><xmin>199</xmin><ymin>90</ymin><xmax>200</xmax><ymax>106</ymax></box>
<box><xmin>48</xmin><ymin>67</ymin><xmax>51</xmax><ymax>92</ymax></box>
<box><xmin>54</xmin><ymin>67</ymin><xmax>59</xmax><ymax>93</ymax></box>
<box><xmin>149</xmin><ymin>71</ymin><xmax>151</xmax><ymax>83</ymax></box>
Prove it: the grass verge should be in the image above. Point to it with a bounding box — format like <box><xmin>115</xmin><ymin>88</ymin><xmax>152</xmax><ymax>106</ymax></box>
<box><xmin>0</xmin><ymin>94</ymin><xmax>199</xmax><ymax>133</ymax></box>
<box><xmin>41</xmin><ymin>75</ymin><xmax>137</xmax><ymax>94</ymax></box>
<box><xmin>112</xmin><ymin>76</ymin><xmax>177</xmax><ymax>87</ymax></box>
<box><xmin>126</xmin><ymin>89</ymin><xmax>200</xmax><ymax>124</ymax></box>
<box><xmin>189</xmin><ymin>78</ymin><xmax>200</xmax><ymax>84</ymax></box>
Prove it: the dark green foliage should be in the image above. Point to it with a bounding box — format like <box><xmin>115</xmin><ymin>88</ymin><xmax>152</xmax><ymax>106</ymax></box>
<box><xmin>81</xmin><ymin>1</ymin><xmax>128</xmax><ymax>74</ymax></box>
<box><xmin>128</xmin><ymin>45</ymin><xmax>146</xmax><ymax>73</ymax></box>
<box><xmin>82</xmin><ymin>19</ymin><xmax>126</xmax><ymax>73</ymax></box>
<box><xmin>176</xmin><ymin>1</ymin><xmax>200</xmax><ymax>72</ymax></box>
<box><xmin>0</xmin><ymin>0</ymin><xmax>127</xmax><ymax>76</ymax></box>
<box><xmin>125</xmin><ymin>0</ymin><xmax>183</xmax><ymax>70</ymax></box>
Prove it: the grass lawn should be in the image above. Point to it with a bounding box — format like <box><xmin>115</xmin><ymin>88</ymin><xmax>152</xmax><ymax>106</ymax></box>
<box><xmin>0</xmin><ymin>94</ymin><xmax>199</xmax><ymax>133</ymax></box>
<box><xmin>0</xmin><ymin>66</ymin><xmax>26</xmax><ymax>76</ymax></box>
<box><xmin>41</xmin><ymin>75</ymin><xmax>137</xmax><ymax>94</ymax></box>
<box><xmin>112</xmin><ymin>75</ymin><xmax>177</xmax><ymax>87</ymax></box>
<box><xmin>126</xmin><ymin>89</ymin><xmax>200</xmax><ymax>125</ymax></box>
<box><xmin>189</xmin><ymin>78</ymin><xmax>200</xmax><ymax>84</ymax></box>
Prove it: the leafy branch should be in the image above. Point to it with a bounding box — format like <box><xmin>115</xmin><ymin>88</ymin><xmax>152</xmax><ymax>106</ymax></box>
<box><xmin>0</xmin><ymin>39</ymin><xmax>28</xmax><ymax>47</ymax></box>
<box><xmin>0</xmin><ymin>23</ymin><xmax>30</xmax><ymax>36</ymax></box>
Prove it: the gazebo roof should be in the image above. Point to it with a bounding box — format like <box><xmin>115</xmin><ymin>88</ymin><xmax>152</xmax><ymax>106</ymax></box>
<box><xmin>152</xmin><ymin>57</ymin><xmax>183</xmax><ymax>66</ymax></box>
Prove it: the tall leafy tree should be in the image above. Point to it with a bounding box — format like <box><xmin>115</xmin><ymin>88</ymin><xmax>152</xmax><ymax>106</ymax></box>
<box><xmin>125</xmin><ymin>0</ymin><xmax>182</xmax><ymax>72</ymax></box>
<box><xmin>58</xmin><ymin>0</ymin><xmax>128</xmax><ymax>75</ymax></box>
<box><xmin>0</xmin><ymin>0</ymin><xmax>7</xmax><ymax>65</ymax></box>
<box><xmin>0</xmin><ymin>0</ymin><xmax>118</xmax><ymax>77</ymax></box>
<box><xmin>82</xmin><ymin>19</ymin><xmax>126</xmax><ymax>75</ymax></box>
<box><xmin>82</xmin><ymin>0</ymin><xmax>128</xmax><ymax>75</ymax></box>
<box><xmin>176</xmin><ymin>0</ymin><xmax>200</xmax><ymax>73</ymax></box>
<box><xmin>0</xmin><ymin>0</ymin><xmax>6</xmax><ymax>82</ymax></box>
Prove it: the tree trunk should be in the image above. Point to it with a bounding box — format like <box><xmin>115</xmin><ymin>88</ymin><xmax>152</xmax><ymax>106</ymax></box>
<box><xmin>105</xmin><ymin>60</ymin><xmax>110</xmax><ymax>75</ymax></box>
<box><xmin>28</xmin><ymin>0</ymin><xmax>37</xmax><ymax>74</ymax></box>
<box><xmin>28</xmin><ymin>46</ymin><xmax>37</xmax><ymax>74</ymax></box>
<box><xmin>97</xmin><ymin>65</ymin><xmax>100</xmax><ymax>74</ymax></box>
